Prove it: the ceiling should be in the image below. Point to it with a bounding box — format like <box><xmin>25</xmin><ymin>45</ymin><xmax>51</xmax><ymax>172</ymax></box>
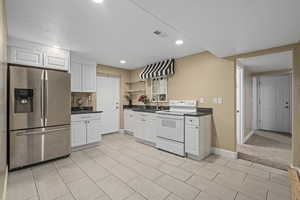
<box><xmin>238</xmin><ymin>51</ymin><xmax>293</xmax><ymax>73</ymax></box>
<box><xmin>6</xmin><ymin>0</ymin><xmax>300</xmax><ymax>69</ymax></box>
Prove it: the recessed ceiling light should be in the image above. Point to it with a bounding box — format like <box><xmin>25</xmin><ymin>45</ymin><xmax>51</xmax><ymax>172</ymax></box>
<box><xmin>93</xmin><ymin>0</ymin><xmax>104</xmax><ymax>4</ymax></box>
<box><xmin>53</xmin><ymin>45</ymin><xmax>60</xmax><ymax>48</ymax></box>
<box><xmin>120</xmin><ymin>60</ymin><xmax>126</xmax><ymax>64</ymax></box>
<box><xmin>175</xmin><ymin>40</ymin><xmax>184</xmax><ymax>46</ymax></box>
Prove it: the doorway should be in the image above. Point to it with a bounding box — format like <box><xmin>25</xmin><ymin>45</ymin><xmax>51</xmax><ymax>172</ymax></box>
<box><xmin>97</xmin><ymin>75</ymin><xmax>120</xmax><ymax>135</ymax></box>
<box><xmin>236</xmin><ymin>51</ymin><xmax>293</xmax><ymax>170</ymax></box>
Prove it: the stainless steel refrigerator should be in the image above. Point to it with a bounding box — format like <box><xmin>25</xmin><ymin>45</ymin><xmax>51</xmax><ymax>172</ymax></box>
<box><xmin>8</xmin><ymin>65</ymin><xmax>71</xmax><ymax>170</ymax></box>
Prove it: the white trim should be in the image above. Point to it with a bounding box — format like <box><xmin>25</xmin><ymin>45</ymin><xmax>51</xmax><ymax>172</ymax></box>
<box><xmin>236</xmin><ymin>65</ymin><xmax>244</xmax><ymax>145</ymax></box>
<box><xmin>210</xmin><ymin>148</ymin><xmax>238</xmax><ymax>159</ymax></box>
<box><xmin>243</xmin><ymin>130</ymin><xmax>255</xmax><ymax>144</ymax></box>
<box><xmin>290</xmin><ymin>165</ymin><xmax>300</xmax><ymax>173</ymax></box>
<box><xmin>1</xmin><ymin>166</ymin><xmax>8</xmax><ymax>200</ymax></box>
<box><xmin>252</xmin><ymin>76</ymin><xmax>258</xmax><ymax>130</ymax></box>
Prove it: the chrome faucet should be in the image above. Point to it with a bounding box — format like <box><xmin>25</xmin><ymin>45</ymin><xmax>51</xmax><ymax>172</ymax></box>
<box><xmin>155</xmin><ymin>101</ymin><xmax>159</xmax><ymax>110</ymax></box>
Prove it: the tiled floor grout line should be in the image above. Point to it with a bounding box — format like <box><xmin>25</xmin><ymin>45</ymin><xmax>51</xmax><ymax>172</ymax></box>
<box><xmin>88</xmin><ymin>138</ymin><xmax>249</xmax><ymax>200</ymax></box>
<box><xmin>53</xmin><ymin>160</ymin><xmax>80</xmax><ymax>200</ymax></box>
<box><xmin>69</xmin><ymin>156</ymin><xmax>116</xmax><ymax>200</ymax></box>
<box><xmin>30</xmin><ymin>168</ymin><xmax>41</xmax><ymax>200</ymax></box>
<box><xmin>77</xmin><ymin>144</ymin><xmax>162</xmax><ymax>200</ymax></box>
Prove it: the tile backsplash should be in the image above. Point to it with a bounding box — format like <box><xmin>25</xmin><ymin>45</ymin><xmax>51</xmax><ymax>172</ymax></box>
<box><xmin>71</xmin><ymin>92</ymin><xmax>96</xmax><ymax>109</ymax></box>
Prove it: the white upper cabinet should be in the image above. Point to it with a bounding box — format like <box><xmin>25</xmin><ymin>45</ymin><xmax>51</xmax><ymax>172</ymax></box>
<box><xmin>71</xmin><ymin>62</ymin><xmax>82</xmax><ymax>92</ymax></box>
<box><xmin>8</xmin><ymin>37</ymin><xmax>70</xmax><ymax>71</ymax></box>
<box><xmin>8</xmin><ymin>46</ymin><xmax>44</xmax><ymax>67</ymax></box>
<box><xmin>82</xmin><ymin>64</ymin><xmax>96</xmax><ymax>92</ymax></box>
<box><xmin>44</xmin><ymin>49</ymin><xmax>70</xmax><ymax>71</ymax></box>
<box><xmin>70</xmin><ymin>55</ymin><xmax>96</xmax><ymax>92</ymax></box>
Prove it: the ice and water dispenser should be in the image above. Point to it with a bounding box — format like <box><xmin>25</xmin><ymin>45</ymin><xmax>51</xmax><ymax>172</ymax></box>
<box><xmin>14</xmin><ymin>88</ymin><xmax>34</xmax><ymax>113</ymax></box>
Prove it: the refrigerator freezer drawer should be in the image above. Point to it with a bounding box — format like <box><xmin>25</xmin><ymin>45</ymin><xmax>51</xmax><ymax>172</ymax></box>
<box><xmin>9</xmin><ymin>125</ymin><xmax>71</xmax><ymax>170</ymax></box>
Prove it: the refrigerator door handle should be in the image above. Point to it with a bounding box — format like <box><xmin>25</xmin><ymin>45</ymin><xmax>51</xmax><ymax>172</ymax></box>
<box><xmin>45</xmin><ymin>70</ymin><xmax>48</xmax><ymax>125</ymax></box>
<box><xmin>15</xmin><ymin>127</ymin><xmax>70</xmax><ymax>136</ymax></box>
<box><xmin>41</xmin><ymin>70</ymin><xmax>44</xmax><ymax>126</ymax></box>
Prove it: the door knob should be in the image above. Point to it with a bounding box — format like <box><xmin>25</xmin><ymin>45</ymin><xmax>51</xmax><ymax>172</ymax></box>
<box><xmin>285</xmin><ymin>106</ymin><xmax>289</xmax><ymax>109</ymax></box>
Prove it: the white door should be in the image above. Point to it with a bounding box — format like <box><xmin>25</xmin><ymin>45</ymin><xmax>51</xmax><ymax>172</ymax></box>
<box><xmin>97</xmin><ymin>76</ymin><xmax>120</xmax><ymax>134</ymax></box>
<box><xmin>236</xmin><ymin>66</ymin><xmax>244</xmax><ymax>144</ymax></box>
<box><xmin>259</xmin><ymin>75</ymin><xmax>291</xmax><ymax>133</ymax></box>
<box><xmin>82</xmin><ymin>64</ymin><xmax>96</xmax><ymax>92</ymax></box>
<box><xmin>87</xmin><ymin>119</ymin><xmax>101</xmax><ymax>143</ymax></box>
<box><xmin>70</xmin><ymin>62</ymin><xmax>82</xmax><ymax>92</ymax></box>
<box><xmin>71</xmin><ymin>121</ymin><xmax>86</xmax><ymax>147</ymax></box>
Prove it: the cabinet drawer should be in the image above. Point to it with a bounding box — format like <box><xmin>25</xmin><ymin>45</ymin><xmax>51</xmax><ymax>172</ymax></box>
<box><xmin>71</xmin><ymin>113</ymin><xmax>101</xmax><ymax>122</ymax></box>
<box><xmin>185</xmin><ymin>116</ymin><xmax>199</xmax><ymax>126</ymax></box>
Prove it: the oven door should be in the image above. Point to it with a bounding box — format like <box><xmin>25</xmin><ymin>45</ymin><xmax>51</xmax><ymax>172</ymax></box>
<box><xmin>157</xmin><ymin>114</ymin><xmax>184</xmax><ymax>142</ymax></box>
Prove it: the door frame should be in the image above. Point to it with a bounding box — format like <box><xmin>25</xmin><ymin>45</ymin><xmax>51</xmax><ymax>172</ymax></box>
<box><xmin>236</xmin><ymin>64</ymin><xmax>244</xmax><ymax>145</ymax></box>
<box><xmin>96</xmin><ymin>74</ymin><xmax>121</xmax><ymax>134</ymax></box>
<box><xmin>257</xmin><ymin>73</ymin><xmax>292</xmax><ymax>133</ymax></box>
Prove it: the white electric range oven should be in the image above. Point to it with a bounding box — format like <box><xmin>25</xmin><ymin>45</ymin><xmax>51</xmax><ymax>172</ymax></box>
<box><xmin>156</xmin><ymin>100</ymin><xmax>197</xmax><ymax>156</ymax></box>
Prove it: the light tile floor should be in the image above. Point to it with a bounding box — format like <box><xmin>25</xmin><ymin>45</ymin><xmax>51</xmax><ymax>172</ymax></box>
<box><xmin>7</xmin><ymin>133</ymin><xmax>291</xmax><ymax>200</ymax></box>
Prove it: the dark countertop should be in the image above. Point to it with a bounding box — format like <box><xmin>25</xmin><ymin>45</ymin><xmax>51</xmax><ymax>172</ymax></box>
<box><xmin>184</xmin><ymin>112</ymin><xmax>212</xmax><ymax>117</ymax></box>
<box><xmin>71</xmin><ymin>110</ymin><xmax>103</xmax><ymax>115</ymax></box>
<box><xmin>124</xmin><ymin>105</ymin><xmax>213</xmax><ymax>116</ymax></box>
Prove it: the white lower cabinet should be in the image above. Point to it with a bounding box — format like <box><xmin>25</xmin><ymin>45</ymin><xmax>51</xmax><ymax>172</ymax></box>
<box><xmin>87</xmin><ymin>119</ymin><xmax>101</xmax><ymax>144</ymax></box>
<box><xmin>71</xmin><ymin>113</ymin><xmax>102</xmax><ymax>148</ymax></box>
<box><xmin>185</xmin><ymin>115</ymin><xmax>212</xmax><ymax>160</ymax></box>
<box><xmin>124</xmin><ymin>110</ymin><xmax>157</xmax><ymax>144</ymax></box>
<box><xmin>71</xmin><ymin>121</ymin><xmax>86</xmax><ymax>147</ymax></box>
<box><xmin>124</xmin><ymin>110</ymin><xmax>135</xmax><ymax>133</ymax></box>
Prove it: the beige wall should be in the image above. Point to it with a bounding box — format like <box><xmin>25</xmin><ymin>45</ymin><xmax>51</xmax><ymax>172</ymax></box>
<box><xmin>130</xmin><ymin>52</ymin><xmax>236</xmax><ymax>151</ymax></box>
<box><xmin>243</xmin><ymin>69</ymin><xmax>253</xmax><ymax>140</ymax></box>
<box><xmin>96</xmin><ymin>64</ymin><xmax>131</xmax><ymax>129</ymax></box>
<box><xmin>0</xmin><ymin>0</ymin><xmax>7</xmax><ymax>198</ymax></box>
<box><xmin>293</xmin><ymin>45</ymin><xmax>300</xmax><ymax>168</ymax></box>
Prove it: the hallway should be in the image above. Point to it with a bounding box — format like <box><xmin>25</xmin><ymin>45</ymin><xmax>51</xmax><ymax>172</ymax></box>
<box><xmin>238</xmin><ymin>130</ymin><xmax>292</xmax><ymax>170</ymax></box>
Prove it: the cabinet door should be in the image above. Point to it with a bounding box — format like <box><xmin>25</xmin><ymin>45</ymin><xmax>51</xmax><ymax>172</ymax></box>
<box><xmin>44</xmin><ymin>50</ymin><xmax>69</xmax><ymax>71</ymax></box>
<box><xmin>185</xmin><ymin>125</ymin><xmax>199</xmax><ymax>156</ymax></box>
<box><xmin>145</xmin><ymin>118</ymin><xmax>157</xmax><ymax>144</ymax></box>
<box><xmin>82</xmin><ymin>64</ymin><xmax>96</xmax><ymax>92</ymax></box>
<box><xmin>71</xmin><ymin>121</ymin><xmax>86</xmax><ymax>147</ymax></box>
<box><xmin>125</xmin><ymin>111</ymin><xmax>135</xmax><ymax>133</ymax></box>
<box><xmin>87</xmin><ymin>120</ymin><xmax>101</xmax><ymax>144</ymax></box>
<box><xmin>71</xmin><ymin>62</ymin><xmax>82</xmax><ymax>92</ymax></box>
<box><xmin>124</xmin><ymin>110</ymin><xmax>131</xmax><ymax>131</ymax></box>
<box><xmin>135</xmin><ymin>116</ymin><xmax>145</xmax><ymax>140</ymax></box>
<box><xmin>8</xmin><ymin>46</ymin><xmax>43</xmax><ymax>67</ymax></box>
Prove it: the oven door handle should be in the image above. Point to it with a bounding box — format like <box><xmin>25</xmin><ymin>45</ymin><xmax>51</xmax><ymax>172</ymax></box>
<box><xmin>157</xmin><ymin>116</ymin><xmax>184</xmax><ymax>120</ymax></box>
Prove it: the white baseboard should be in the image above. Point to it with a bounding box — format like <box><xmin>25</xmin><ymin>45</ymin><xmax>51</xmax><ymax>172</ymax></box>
<box><xmin>290</xmin><ymin>165</ymin><xmax>300</xmax><ymax>173</ymax></box>
<box><xmin>1</xmin><ymin>166</ymin><xmax>8</xmax><ymax>200</ymax></box>
<box><xmin>210</xmin><ymin>147</ymin><xmax>238</xmax><ymax>159</ymax></box>
<box><xmin>119</xmin><ymin>129</ymin><xmax>125</xmax><ymax>134</ymax></box>
<box><xmin>243</xmin><ymin>130</ymin><xmax>255</xmax><ymax>144</ymax></box>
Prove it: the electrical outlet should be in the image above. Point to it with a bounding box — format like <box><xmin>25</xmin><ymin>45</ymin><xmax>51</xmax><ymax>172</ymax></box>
<box><xmin>199</xmin><ymin>97</ymin><xmax>205</xmax><ymax>104</ymax></box>
<box><xmin>218</xmin><ymin>97</ymin><xmax>223</xmax><ymax>104</ymax></box>
<box><xmin>213</xmin><ymin>97</ymin><xmax>218</xmax><ymax>104</ymax></box>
